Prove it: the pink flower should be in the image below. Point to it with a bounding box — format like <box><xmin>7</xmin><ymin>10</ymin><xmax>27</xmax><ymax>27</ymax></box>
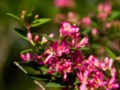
<box><xmin>98</xmin><ymin>3</ymin><xmax>112</xmax><ymax>14</ymax></box>
<box><xmin>77</xmin><ymin>36</ymin><xmax>88</xmax><ymax>48</ymax></box>
<box><xmin>49</xmin><ymin>60</ymin><xmax>72</xmax><ymax>81</ymax></box>
<box><xmin>44</xmin><ymin>40</ymin><xmax>70</xmax><ymax>64</ymax></box>
<box><xmin>88</xmin><ymin>71</ymin><xmax>105</xmax><ymax>88</ymax></box>
<box><xmin>73</xmin><ymin>50</ymin><xmax>84</xmax><ymax>66</ymax></box>
<box><xmin>97</xmin><ymin>3</ymin><xmax>112</xmax><ymax>21</ymax></box>
<box><xmin>91</xmin><ymin>28</ymin><xmax>98</xmax><ymax>36</ymax></box>
<box><xmin>20</xmin><ymin>53</ymin><xmax>36</xmax><ymax>63</ymax></box>
<box><xmin>62</xmin><ymin>61</ymin><xmax>72</xmax><ymax>81</ymax></box>
<box><xmin>105</xmin><ymin>22</ymin><xmax>112</xmax><ymax>29</ymax></box>
<box><xmin>99</xmin><ymin>57</ymin><xmax>113</xmax><ymax>70</ymax></box>
<box><xmin>105</xmin><ymin>77</ymin><xmax>119</xmax><ymax>90</ymax></box>
<box><xmin>82</xmin><ymin>17</ymin><xmax>91</xmax><ymax>27</ymax></box>
<box><xmin>54</xmin><ymin>0</ymin><xmax>75</xmax><ymax>8</ymax></box>
<box><xmin>36</xmin><ymin>55</ymin><xmax>44</xmax><ymax>65</ymax></box>
<box><xmin>59</xmin><ymin>22</ymin><xmax>79</xmax><ymax>37</ymax></box>
<box><xmin>98</xmin><ymin>12</ymin><xmax>107</xmax><ymax>21</ymax></box>
<box><xmin>77</xmin><ymin>70</ymin><xmax>89</xmax><ymax>90</ymax></box>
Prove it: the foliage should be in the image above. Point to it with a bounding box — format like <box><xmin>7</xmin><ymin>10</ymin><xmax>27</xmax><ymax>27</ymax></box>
<box><xmin>6</xmin><ymin>0</ymin><xmax>120</xmax><ymax>90</ymax></box>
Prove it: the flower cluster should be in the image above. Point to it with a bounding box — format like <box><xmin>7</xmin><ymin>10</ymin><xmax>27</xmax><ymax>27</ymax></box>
<box><xmin>20</xmin><ymin>22</ymin><xmax>120</xmax><ymax>90</ymax></box>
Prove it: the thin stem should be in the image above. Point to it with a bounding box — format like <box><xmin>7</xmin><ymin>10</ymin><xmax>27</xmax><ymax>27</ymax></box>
<box><xmin>14</xmin><ymin>61</ymin><xmax>46</xmax><ymax>90</ymax></box>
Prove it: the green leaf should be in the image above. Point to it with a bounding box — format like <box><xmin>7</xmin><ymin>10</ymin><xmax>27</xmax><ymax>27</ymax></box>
<box><xmin>80</xmin><ymin>47</ymin><xmax>90</xmax><ymax>51</ymax></box>
<box><xmin>31</xmin><ymin>18</ymin><xmax>51</xmax><ymax>27</ymax></box>
<box><xmin>107</xmin><ymin>11</ymin><xmax>120</xmax><ymax>21</ymax></box>
<box><xmin>41</xmin><ymin>34</ymin><xmax>55</xmax><ymax>42</ymax></box>
<box><xmin>20</xmin><ymin>49</ymin><xmax>34</xmax><ymax>54</ymax></box>
<box><xmin>46</xmin><ymin>82</ymin><xmax>64</xmax><ymax>87</ymax></box>
<box><xmin>91</xmin><ymin>44</ymin><xmax>100</xmax><ymax>49</ymax></box>
<box><xmin>106</xmin><ymin>48</ymin><xmax>116</xmax><ymax>59</ymax></box>
<box><xmin>92</xmin><ymin>21</ymin><xmax>99</xmax><ymax>29</ymax></box>
<box><xmin>82</xmin><ymin>28</ymin><xmax>91</xmax><ymax>35</ymax></box>
<box><xmin>70</xmin><ymin>47</ymin><xmax>76</xmax><ymax>51</ymax></box>
<box><xmin>40</xmin><ymin>66</ymin><xmax>49</xmax><ymax>75</ymax></box>
<box><xmin>24</xmin><ymin>67</ymin><xmax>41</xmax><ymax>75</ymax></box>
<box><xmin>15</xmin><ymin>28</ymin><xmax>27</xmax><ymax>40</ymax></box>
<box><xmin>31</xmin><ymin>76</ymin><xmax>48</xmax><ymax>81</ymax></box>
<box><xmin>6</xmin><ymin>13</ymin><xmax>23</xmax><ymax>23</ymax></box>
<box><xmin>74</xmin><ymin>78</ymin><xmax>79</xmax><ymax>85</ymax></box>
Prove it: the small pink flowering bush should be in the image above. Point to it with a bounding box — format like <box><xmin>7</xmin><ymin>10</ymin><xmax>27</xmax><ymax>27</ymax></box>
<box><xmin>7</xmin><ymin>0</ymin><xmax>120</xmax><ymax>90</ymax></box>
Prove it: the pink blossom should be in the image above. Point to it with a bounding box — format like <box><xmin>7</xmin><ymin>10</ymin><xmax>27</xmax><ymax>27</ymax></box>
<box><xmin>91</xmin><ymin>28</ymin><xmax>98</xmax><ymax>36</ymax></box>
<box><xmin>105</xmin><ymin>77</ymin><xmax>119</xmax><ymax>90</ymax></box>
<box><xmin>82</xmin><ymin>17</ymin><xmax>91</xmax><ymax>27</ymax></box>
<box><xmin>62</xmin><ymin>61</ymin><xmax>72</xmax><ymax>81</ymax></box>
<box><xmin>20</xmin><ymin>53</ymin><xmax>36</xmax><ymax>63</ymax></box>
<box><xmin>105</xmin><ymin>22</ymin><xmax>112</xmax><ymax>29</ymax></box>
<box><xmin>97</xmin><ymin>3</ymin><xmax>112</xmax><ymax>21</ymax></box>
<box><xmin>34</xmin><ymin>34</ymin><xmax>39</xmax><ymax>42</ymax></box>
<box><xmin>36</xmin><ymin>55</ymin><xmax>44</xmax><ymax>65</ymax></box>
<box><xmin>99</xmin><ymin>57</ymin><xmax>113</xmax><ymax>70</ymax></box>
<box><xmin>77</xmin><ymin>70</ymin><xmax>89</xmax><ymax>90</ymax></box>
<box><xmin>49</xmin><ymin>60</ymin><xmax>72</xmax><ymax>81</ymax></box>
<box><xmin>44</xmin><ymin>40</ymin><xmax>70</xmax><ymax>64</ymax></box>
<box><xmin>59</xmin><ymin>22</ymin><xmax>79</xmax><ymax>37</ymax></box>
<box><xmin>98</xmin><ymin>12</ymin><xmax>107</xmax><ymax>21</ymax></box>
<box><xmin>77</xmin><ymin>36</ymin><xmax>88</xmax><ymax>48</ymax></box>
<box><xmin>98</xmin><ymin>3</ymin><xmax>112</xmax><ymax>14</ymax></box>
<box><xmin>27</xmin><ymin>32</ymin><xmax>32</xmax><ymax>42</ymax></box>
<box><xmin>54</xmin><ymin>0</ymin><xmax>75</xmax><ymax>8</ymax></box>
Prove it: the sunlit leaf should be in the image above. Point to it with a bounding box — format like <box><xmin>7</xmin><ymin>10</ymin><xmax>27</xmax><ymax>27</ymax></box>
<box><xmin>82</xmin><ymin>28</ymin><xmax>91</xmax><ymax>35</ymax></box>
<box><xmin>107</xmin><ymin>11</ymin><xmax>120</xmax><ymax>21</ymax></box>
<box><xmin>31</xmin><ymin>18</ymin><xmax>51</xmax><ymax>27</ymax></box>
<box><xmin>80</xmin><ymin>47</ymin><xmax>90</xmax><ymax>51</ymax></box>
<box><xmin>39</xmin><ymin>66</ymin><xmax>49</xmax><ymax>75</ymax></box>
<box><xmin>106</xmin><ymin>48</ymin><xmax>116</xmax><ymax>59</ymax></box>
<box><xmin>92</xmin><ymin>21</ymin><xmax>99</xmax><ymax>29</ymax></box>
<box><xmin>46</xmin><ymin>82</ymin><xmax>64</xmax><ymax>87</ymax></box>
<box><xmin>20</xmin><ymin>49</ymin><xmax>35</xmax><ymax>54</ymax></box>
<box><xmin>6</xmin><ymin>13</ymin><xmax>23</xmax><ymax>23</ymax></box>
<box><xmin>74</xmin><ymin>78</ymin><xmax>79</xmax><ymax>85</ymax></box>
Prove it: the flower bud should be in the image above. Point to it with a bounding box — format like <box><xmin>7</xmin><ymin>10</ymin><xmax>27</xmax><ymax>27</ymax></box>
<box><xmin>34</xmin><ymin>35</ymin><xmax>39</xmax><ymax>42</ymax></box>
<box><xmin>91</xmin><ymin>28</ymin><xmax>98</xmax><ymax>36</ymax></box>
<box><xmin>20</xmin><ymin>54</ymin><xmax>26</xmax><ymax>63</ymax></box>
<box><xmin>27</xmin><ymin>32</ymin><xmax>32</xmax><ymax>42</ymax></box>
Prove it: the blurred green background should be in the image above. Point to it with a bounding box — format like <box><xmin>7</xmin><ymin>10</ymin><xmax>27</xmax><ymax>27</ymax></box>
<box><xmin>0</xmin><ymin>0</ymin><xmax>120</xmax><ymax>90</ymax></box>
